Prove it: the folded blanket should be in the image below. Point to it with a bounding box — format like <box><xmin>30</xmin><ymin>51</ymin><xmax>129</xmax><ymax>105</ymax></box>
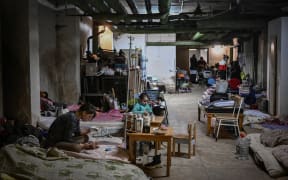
<box><xmin>260</xmin><ymin>129</ymin><xmax>288</xmax><ymax>147</ymax></box>
<box><xmin>272</xmin><ymin>145</ymin><xmax>288</xmax><ymax>170</ymax></box>
<box><xmin>247</xmin><ymin>133</ymin><xmax>287</xmax><ymax>177</ymax></box>
<box><xmin>92</xmin><ymin>110</ymin><xmax>123</xmax><ymax>122</ymax></box>
<box><xmin>208</xmin><ymin>100</ymin><xmax>234</xmax><ymax>108</ymax></box>
<box><xmin>244</xmin><ymin>110</ymin><xmax>271</xmax><ymax>119</ymax></box>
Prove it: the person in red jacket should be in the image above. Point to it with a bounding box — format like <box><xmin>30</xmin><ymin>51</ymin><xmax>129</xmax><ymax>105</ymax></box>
<box><xmin>229</xmin><ymin>72</ymin><xmax>241</xmax><ymax>91</ymax></box>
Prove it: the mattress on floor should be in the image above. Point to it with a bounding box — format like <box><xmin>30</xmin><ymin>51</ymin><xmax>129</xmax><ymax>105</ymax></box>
<box><xmin>38</xmin><ymin>116</ymin><xmax>124</xmax><ymax>135</ymax></box>
<box><xmin>81</xmin><ymin>120</ymin><xmax>124</xmax><ymax>136</ymax></box>
<box><xmin>247</xmin><ymin>133</ymin><xmax>288</xmax><ymax>177</ymax></box>
<box><xmin>38</xmin><ymin>116</ymin><xmax>57</xmax><ymax>130</ymax></box>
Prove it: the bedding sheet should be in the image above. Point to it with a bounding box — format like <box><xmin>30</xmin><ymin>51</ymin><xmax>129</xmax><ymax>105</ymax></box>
<box><xmin>38</xmin><ymin>109</ymin><xmax>124</xmax><ymax>131</ymax></box>
<box><xmin>0</xmin><ymin>144</ymin><xmax>148</xmax><ymax>180</ymax></box>
<box><xmin>67</xmin><ymin>104</ymin><xmax>123</xmax><ymax>122</ymax></box>
<box><xmin>92</xmin><ymin>109</ymin><xmax>123</xmax><ymax>122</ymax></box>
<box><xmin>272</xmin><ymin>145</ymin><xmax>288</xmax><ymax>170</ymax></box>
<box><xmin>66</xmin><ymin>137</ymin><xmax>129</xmax><ymax>163</ymax></box>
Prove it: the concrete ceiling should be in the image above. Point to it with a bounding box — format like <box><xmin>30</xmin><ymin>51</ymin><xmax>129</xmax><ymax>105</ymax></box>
<box><xmin>47</xmin><ymin>0</ymin><xmax>288</xmax><ymax>45</ymax></box>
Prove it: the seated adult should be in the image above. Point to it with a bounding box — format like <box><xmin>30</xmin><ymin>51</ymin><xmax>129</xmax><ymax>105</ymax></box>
<box><xmin>132</xmin><ymin>93</ymin><xmax>152</xmax><ymax>114</ymax></box>
<box><xmin>45</xmin><ymin>103</ymin><xmax>97</xmax><ymax>152</ymax></box>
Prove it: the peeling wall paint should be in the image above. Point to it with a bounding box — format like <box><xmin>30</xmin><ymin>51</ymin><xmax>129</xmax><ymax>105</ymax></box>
<box><xmin>39</xmin><ymin>6</ymin><xmax>82</xmax><ymax>104</ymax></box>
<box><xmin>39</xmin><ymin>4</ymin><xmax>58</xmax><ymax>100</ymax></box>
<box><xmin>55</xmin><ymin>12</ymin><xmax>81</xmax><ymax>104</ymax></box>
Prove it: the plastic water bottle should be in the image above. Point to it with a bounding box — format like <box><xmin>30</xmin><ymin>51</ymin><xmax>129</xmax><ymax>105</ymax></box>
<box><xmin>113</xmin><ymin>98</ymin><xmax>119</xmax><ymax>110</ymax></box>
<box><xmin>143</xmin><ymin>115</ymin><xmax>151</xmax><ymax>133</ymax></box>
<box><xmin>135</xmin><ymin>115</ymin><xmax>143</xmax><ymax>133</ymax></box>
<box><xmin>235</xmin><ymin>137</ymin><xmax>251</xmax><ymax>160</ymax></box>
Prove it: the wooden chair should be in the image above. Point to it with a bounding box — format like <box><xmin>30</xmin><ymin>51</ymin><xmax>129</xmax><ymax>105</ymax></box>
<box><xmin>213</xmin><ymin>95</ymin><xmax>244</xmax><ymax>141</ymax></box>
<box><xmin>172</xmin><ymin>121</ymin><xmax>196</xmax><ymax>158</ymax></box>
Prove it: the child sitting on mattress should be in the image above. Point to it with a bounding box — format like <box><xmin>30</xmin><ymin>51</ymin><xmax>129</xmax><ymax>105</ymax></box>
<box><xmin>45</xmin><ymin>103</ymin><xmax>98</xmax><ymax>152</ymax></box>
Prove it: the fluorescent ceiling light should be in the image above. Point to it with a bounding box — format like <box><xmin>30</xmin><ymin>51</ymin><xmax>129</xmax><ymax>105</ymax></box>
<box><xmin>193</xmin><ymin>32</ymin><xmax>204</xmax><ymax>40</ymax></box>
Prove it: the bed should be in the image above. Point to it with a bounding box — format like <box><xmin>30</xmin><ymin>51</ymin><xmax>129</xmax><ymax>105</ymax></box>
<box><xmin>0</xmin><ymin>144</ymin><xmax>149</xmax><ymax>180</ymax></box>
<box><xmin>38</xmin><ymin>109</ymin><xmax>124</xmax><ymax>136</ymax></box>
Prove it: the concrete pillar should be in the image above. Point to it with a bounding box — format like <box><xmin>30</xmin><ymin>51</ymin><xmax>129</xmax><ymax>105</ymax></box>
<box><xmin>55</xmin><ymin>10</ymin><xmax>81</xmax><ymax>104</ymax></box>
<box><xmin>39</xmin><ymin>4</ymin><xmax>57</xmax><ymax>100</ymax></box>
<box><xmin>2</xmin><ymin>0</ymin><xmax>40</xmax><ymax>125</ymax></box>
<box><xmin>0</xmin><ymin>8</ymin><xmax>3</xmax><ymax>117</ymax></box>
<box><xmin>268</xmin><ymin>17</ymin><xmax>288</xmax><ymax>116</ymax></box>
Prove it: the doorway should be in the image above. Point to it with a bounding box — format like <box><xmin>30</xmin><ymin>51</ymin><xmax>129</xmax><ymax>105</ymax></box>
<box><xmin>188</xmin><ymin>48</ymin><xmax>209</xmax><ymax>65</ymax></box>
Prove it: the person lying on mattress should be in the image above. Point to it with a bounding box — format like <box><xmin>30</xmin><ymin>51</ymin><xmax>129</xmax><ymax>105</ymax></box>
<box><xmin>45</xmin><ymin>103</ymin><xmax>97</xmax><ymax>152</ymax></box>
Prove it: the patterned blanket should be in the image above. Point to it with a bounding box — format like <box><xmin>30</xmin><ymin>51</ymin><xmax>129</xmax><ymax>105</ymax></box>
<box><xmin>0</xmin><ymin>144</ymin><xmax>148</xmax><ymax>180</ymax></box>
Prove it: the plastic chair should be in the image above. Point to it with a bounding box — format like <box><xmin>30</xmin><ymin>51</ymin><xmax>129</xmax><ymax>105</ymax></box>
<box><xmin>213</xmin><ymin>95</ymin><xmax>244</xmax><ymax>141</ymax></box>
<box><xmin>172</xmin><ymin>121</ymin><xmax>196</xmax><ymax>158</ymax></box>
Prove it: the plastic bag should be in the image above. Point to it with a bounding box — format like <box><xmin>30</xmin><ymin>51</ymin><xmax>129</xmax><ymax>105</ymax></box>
<box><xmin>216</xmin><ymin>80</ymin><xmax>228</xmax><ymax>93</ymax></box>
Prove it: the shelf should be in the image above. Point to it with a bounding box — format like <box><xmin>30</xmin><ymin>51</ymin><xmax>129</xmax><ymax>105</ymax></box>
<box><xmin>82</xmin><ymin>93</ymin><xmax>107</xmax><ymax>97</ymax></box>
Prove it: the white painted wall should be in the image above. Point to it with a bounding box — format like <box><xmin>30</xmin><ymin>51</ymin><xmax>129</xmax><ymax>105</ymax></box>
<box><xmin>114</xmin><ymin>33</ymin><xmax>176</xmax><ymax>92</ymax></box>
<box><xmin>146</xmin><ymin>34</ymin><xmax>176</xmax><ymax>42</ymax></box>
<box><xmin>146</xmin><ymin>46</ymin><xmax>176</xmax><ymax>91</ymax></box>
<box><xmin>114</xmin><ymin>33</ymin><xmax>146</xmax><ymax>55</ymax></box>
<box><xmin>146</xmin><ymin>34</ymin><xmax>176</xmax><ymax>92</ymax></box>
<box><xmin>267</xmin><ymin>17</ymin><xmax>288</xmax><ymax>116</ymax></box>
<box><xmin>113</xmin><ymin>33</ymin><xmax>147</xmax><ymax>80</ymax></box>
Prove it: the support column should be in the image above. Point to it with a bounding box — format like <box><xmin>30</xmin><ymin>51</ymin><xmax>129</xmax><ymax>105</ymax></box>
<box><xmin>0</xmin><ymin>8</ymin><xmax>3</xmax><ymax>117</ymax></box>
<box><xmin>2</xmin><ymin>0</ymin><xmax>40</xmax><ymax>125</ymax></box>
<box><xmin>93</xmin><ymin>23</ymin><xmax>99</xmax><ymax>53</ymax></box>
<box><xmin>55</xmin><ymin>9</ymin><xmax>81</xmax><ymax>104</ymax></box>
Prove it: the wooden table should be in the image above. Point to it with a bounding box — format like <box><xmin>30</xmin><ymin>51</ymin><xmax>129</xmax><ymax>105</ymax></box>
<box><xmin>198</xmin><ymin>102</ymin><xmax>243</xmax><ymax>136</ymax></box>
<box><xmin>127</xmin><ymin>127</ymin><xmax>174</xmax><ymax>177</ymax></box>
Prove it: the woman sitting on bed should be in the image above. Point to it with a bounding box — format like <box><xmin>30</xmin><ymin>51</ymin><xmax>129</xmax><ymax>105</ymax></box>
<box><xmin>132</xmin><ymin>93</ymin><xmax>153</xmax><ymax>114</ymax></box>
<box><xmin>45</xmin><ymin>103</ymin><xmax>97</xmax><ymax>152</ymax></box>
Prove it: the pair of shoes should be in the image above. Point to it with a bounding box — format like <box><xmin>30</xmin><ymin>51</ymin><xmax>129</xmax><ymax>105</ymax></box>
<box><xmin>144</xmin><ymin>154</ymin><xmax>162</xmax><ymax>169</ymax></box>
